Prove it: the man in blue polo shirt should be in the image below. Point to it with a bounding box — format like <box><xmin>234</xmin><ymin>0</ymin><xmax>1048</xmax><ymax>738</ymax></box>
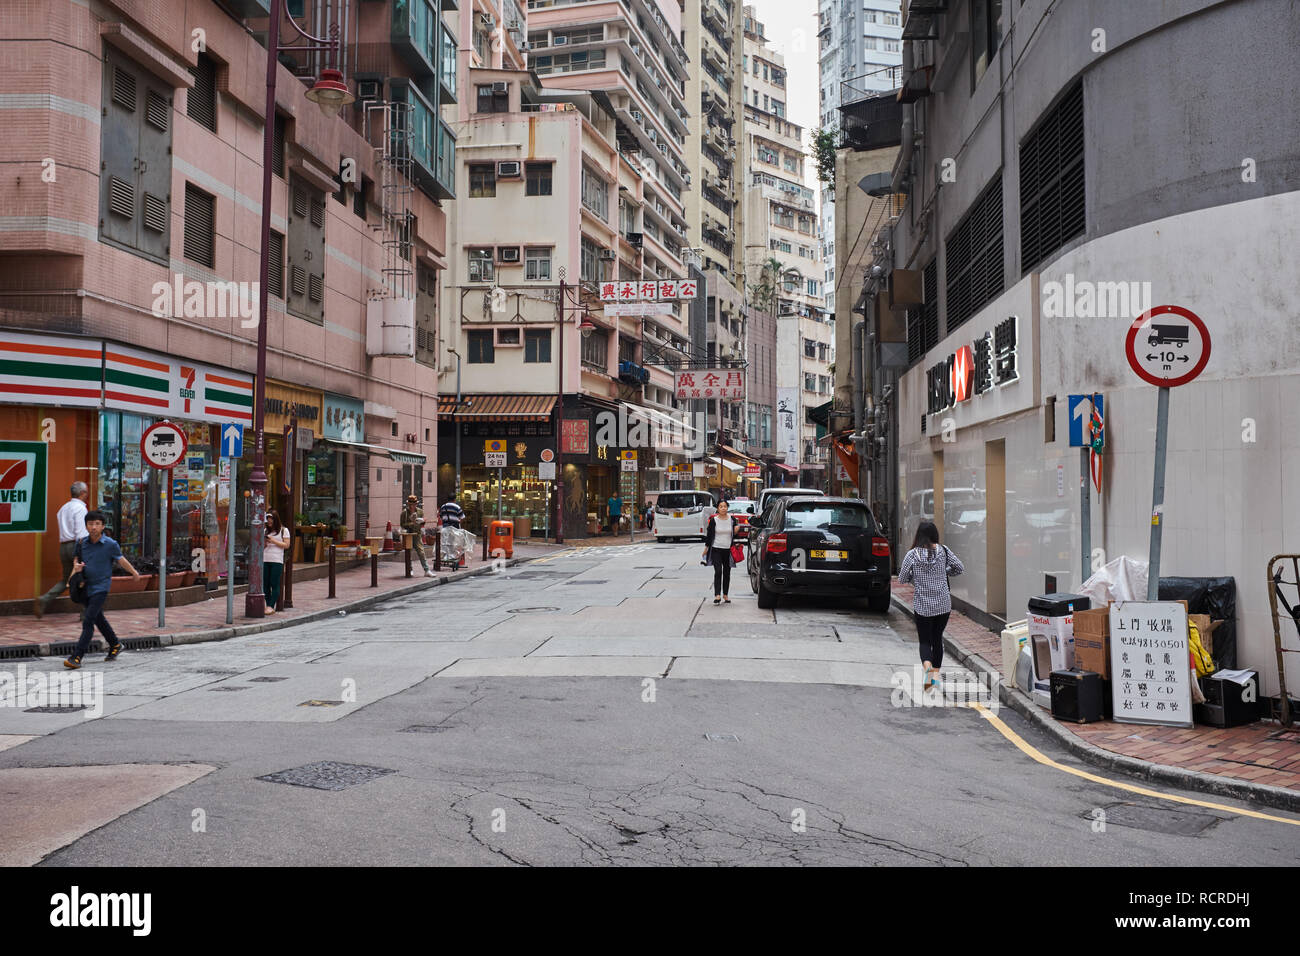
<box><xmin>64</xmin><ymin>509</ymin><xmax>141</xmax><ymax>669</ymax></box>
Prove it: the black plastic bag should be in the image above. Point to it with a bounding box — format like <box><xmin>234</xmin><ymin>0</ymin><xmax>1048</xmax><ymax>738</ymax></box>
<box><xmin>1159</xmin><ymin>576</ymin><xmax>1237</xmax><ymax>669</ymax></box>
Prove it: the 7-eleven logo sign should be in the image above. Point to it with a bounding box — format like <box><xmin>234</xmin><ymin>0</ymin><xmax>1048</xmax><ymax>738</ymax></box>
<box><xmin>178</xmin><ymin>365</ymin><xmax>198</xmax><ymax>414</ymax></box>
<box><xmin>0</xmin><ymin>442</ymin><xmax>47</xmax><ymax>533</ymax></box>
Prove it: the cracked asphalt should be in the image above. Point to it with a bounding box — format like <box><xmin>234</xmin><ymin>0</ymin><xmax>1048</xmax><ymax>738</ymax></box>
<box><xmin>1</xmin><ymin>542</ymin><xmax>1296</xmax><ymax>866</ymax></box>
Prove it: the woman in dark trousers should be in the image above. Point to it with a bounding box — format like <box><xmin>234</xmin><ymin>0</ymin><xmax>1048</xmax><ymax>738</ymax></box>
<box><xmin>702</xmin><ymin>499</ymin><xmax>738</xmax><ymax>604</ymax></box>
<box><xmin>897</xmin><ymin>521</ymin><xmax>964</xmax><ymax>690</ymax></box>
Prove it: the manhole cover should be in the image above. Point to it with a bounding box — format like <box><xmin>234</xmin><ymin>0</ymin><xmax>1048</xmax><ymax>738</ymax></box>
<box><xmin>249</xmin><ymin>676</ymin><xmax>289</xmax><ymax>683</ymax></box>
<box><xmin>704</xmin><ymin>733</ymin><xmax>740</xmax><ymax>742</ymax></box>
<box><xmin>24</xmin><ymin>705</ymin><xmax>87</xmax><ymax>713</ymax></box>
<box><xmin>399</xmin><ymin>724</ymin><xmax>454</xmax><ymax>733</ymax></box>
<box><xmin>1087</xmin><ymin>802</ymin><xmax>1222</xmax><ymax>836</ymax></box>
<box><xmin>506</xmin><ymin>607</ymin><xmax>561</xmax><ymax>614</ymax></box>
<box><xmin>257</xmin><ymin>761</ymin><xmax>396</xmax><ymax>791</ymax></box>
<box><xmin>209</xmin><ymin>686</ymin><xmax>249</xmax><ymax>692</ymax></box>
<box><xmin>298</xmin><ymin>699</ymin><xmax>344</xmax><ymax>707</ymax></box>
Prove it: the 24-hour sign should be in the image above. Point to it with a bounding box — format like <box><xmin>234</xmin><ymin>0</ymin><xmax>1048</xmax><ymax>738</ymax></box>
<box><xmin>927</xmin><ymin>316</ymin><xmax>1019</xmax><ymax>416</ymax></box>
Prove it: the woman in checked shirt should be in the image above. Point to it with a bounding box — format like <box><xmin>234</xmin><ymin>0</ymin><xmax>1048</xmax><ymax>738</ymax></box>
<box><xmin>897</xmin><ymin>521</ymin><xmax>964</xmax><ymax>690</ymax></box>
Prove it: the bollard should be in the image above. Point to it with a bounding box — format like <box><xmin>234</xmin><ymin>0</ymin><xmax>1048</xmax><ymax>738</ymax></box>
<box><xmin>370</xmin><ymin>549</ymin><xmax>378</xmax><ymax>588</ymax></box>
<box><xmin>482</xmin><ymin>523</ymin><xmax>488</xmax><ymax>562</ymax></box>
<box><xmin>434</xmin><ymin>530</ymin><xmax>442</xmax><ymax>570</ymax></box>
<box><xmin>328</xmin><ymin>542</ymin><xmax>336</xmax><ymax>598</ymax></box>
<box><xmin>404</xmin><ymin>541</ymin><xmax>412</xmax><ymax>578</ymax></box>
<box><xmin>283</xmin><ymin>546</ymin><xmax>294</xmax><ymax>609</ymax></box>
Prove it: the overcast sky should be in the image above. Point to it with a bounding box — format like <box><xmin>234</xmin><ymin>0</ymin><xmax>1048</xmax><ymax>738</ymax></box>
<box><xmin>743</xmin><ymin>0</ymin><xmax>821</xmax><ymax>186</ymax></box>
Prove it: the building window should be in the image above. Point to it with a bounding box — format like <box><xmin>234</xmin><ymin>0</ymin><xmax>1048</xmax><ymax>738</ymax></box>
<box><xmin>945</xmin><ymin>174</ymin><xmax>1004</xmax><ymax>333</ymax></box>
<box><xmin>267</xmin><ymin>230</ymin><xmax>284</xmax><ymax>299</ymax></box>
<box><xmin>525</xmin><ymin>162</ymin><xmax>553</xmax><ymax>196</ymax></box>
<box><xmin>469</xmin><ymin>163</ymin><xmax>496</xmax><ymax>197</ymax></box>
<box><xmin>804</xmin><ymin>373</ymin><xmax>816</xmax><ymax>392</ymax></box>
<box><xmin>475</xmin><ymin>83</ymin><xmax>509</xmax><ymax>113</ymax></box>
<box><xmin>883</xmin><ymin>39</ymin><xmax>900</xmax><ymax>52</ymax></box>
<box><xmin>525</xmin><ymin>246</ymin><xmax>552</xmax><ymax>281</ymax></box>
<box><xmin>863</xmin><ymin>37</ymin><xmax>878</xmax><ymax>50</ymax></box>
<box><xmin>272</xmin><ymin>113</ymin><xmax>285</xmax><ymax>178</ymax></box>
<box><xmin>354</xmin><ymin>177</ymin><xmax>370</xmax><ymax>219</ymax></box>
<box><xmin>525</xmin><ymin>329</ymin><xmax>552</xmax><ymax>363</ymax></box>
<box><xmin>580</xmin><ymin>236</ymin><xmax>601</xmax><ymax>282</ymax></box>
<box><xmin>580</xmin><ymin>166</ymin><xmax>608</xmax><ymax>220</ymax></box>
<box><xmin>287</xmin><ymin>176</ymin><xmax>326</xmax><ymax>324</ymax></box>
<box><xmin>803</xmin><ymin>338</ymin><xmax>816</xmax><ymax>359</ymax></box>
<box><xmin>884</xmin><ymin>12</ymin><xmax>900</xmax><ymax>25</ymax></box>
<box><xmin>188</xmin><ymin>53</ymin><xmax>217</xmax><ymax>132</ymax></box>
<box><xmin>467</xmin><ymin>329</ymin><xmax>495</xmax><ymax>363</ymax></box>
<box><xmin>99</xmin><ymin>50</ymin><xmax>172</xmax><ymax>264</ymax></box>
<box><xmin>864</xmin><ymin>10</ymin><xmax>877</xmax><ymax>22</ymax></box>
<box><xmin>581</xmin><ymin>327</ymin><xmax>608</xmax><ymax>368</ymax></box>
<box><xmin>972</xmin><ymin>0</ymin><xmax>1005</xmax><ymax>85</ymax></box>
<box><xmin>183</xmin><ymin>183</ymin><xmax>215</xmax><ymax>268</ymax></box>
<box><xmin>468</xmin><ymin>247</ymin><xmax>495</xmax><ymax>282</ymax></box>
<box><xmin>1020</xmin><ymin>81</ymin><xmax>1085</xmax><ymax>272</ymax></box>
<box><xmin>532</xmin><ymin>49</ymin><xmax>605</xmax><ymax>75</ymax></box>
<box><xmin>415</xmin><ymin>264</ymin><xmax>438</xmax><ymax>368</ymax></box>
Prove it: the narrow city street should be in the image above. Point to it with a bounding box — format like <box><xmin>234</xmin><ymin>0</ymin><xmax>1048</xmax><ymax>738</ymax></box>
<box><xmin>2</xmin><ymin>544</ymin><xmax>1295</xmax><ymax>867</ymax></box>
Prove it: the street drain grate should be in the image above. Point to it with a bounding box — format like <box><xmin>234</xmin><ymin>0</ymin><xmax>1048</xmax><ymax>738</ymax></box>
<box><xmin>257</xmin><ymin>761</ymin><xmax>396</xmax><ymax>791</ymax></box>
<box><xmin>209</xmin><ymin>686</ymin><xmax>249</xmax><ymax>692</ymax></box>
<box><xmin>298</xmin><ymin>699</ymin><xmax>344</xmax><ymax>707</ymax></box>
<box><xmin>0</xmin><ymin>647</ymin><xmax>38</xmax><ymax>661</ymax></box>
<box><xmin>121</xmin><ymin>636</ymin><xmax>162</xmax><ymax>650</ymax></box>
<box><xmin>1086</xmin><ymin>802</ymin><xmax>1222</xmax><ymax>836</ymax></box>
<box><xmin>249</xmin><ymin>676</ymin><xmax>289</xmax><ymax>683</ymax></box>
<box><xmin>506</xmin><ymin>607</ymin><xmax>561</xmax><ymax>614</ymax></box>
<box><xmin>704</xmin><ymin>733</ymin><xmax>740</xmax><ymax>742</ymax></box>
<box><xmin>399</xmin><ymin>724</ymin><xmax>454</xmax><ymax>733</ymax></box>
<box><xmin>25</xmin><ymin>704</ymin><xmax>88</xmax><ymax>713</ymax></box>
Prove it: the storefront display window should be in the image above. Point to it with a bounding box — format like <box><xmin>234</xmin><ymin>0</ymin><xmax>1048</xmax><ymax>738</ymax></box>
<box><xmin>457</xmin><ymin>465</ymin><xmax>551</xmax><ymax>536</ymax></box>
<box><xmin>303</xmin><ymin>446</ymin><xmax>342</xmax><ymax>524</ymax></box>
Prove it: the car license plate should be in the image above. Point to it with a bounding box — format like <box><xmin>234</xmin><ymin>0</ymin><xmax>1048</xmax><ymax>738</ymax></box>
<box><xmin>673</xmin><ymin>511</ymin><xmax>684</xmax><ymax>518</ymax></box>
<box><xmin>812</xmin><ymin>550</ymin><xmax>847</xmax><ymax>561</ymax></box>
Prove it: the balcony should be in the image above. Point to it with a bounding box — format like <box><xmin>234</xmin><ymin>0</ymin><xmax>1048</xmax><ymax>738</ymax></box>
<box><xmin>392</xmin><ymin>0</ymin><xmax>440</xmax><ymax>77</ymax></box>
<box><xmin>390</xmin><ymin>79</ymin><xmax>455</xmax><ymax>201</ymax></box>
<box><xmin>839</xmin><ymin>85</ymin><xmax>904</xmax><ymax>153</ymax></box>
<box><xmin>619</xmin><ymin>360</ymin><xmax>650</xmax><ymax>386</ymax></box>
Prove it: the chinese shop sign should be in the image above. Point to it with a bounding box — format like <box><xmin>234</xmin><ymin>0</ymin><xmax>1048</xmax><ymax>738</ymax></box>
<box><xmin>1108</xmin><ymin>601</ymin><xmax>1193</xmax><ymax>728</ymax></box>
<box><xmin>674</xmin><ymin>370</ymin><xmax>745</xmax><ymax>400</ymax></box>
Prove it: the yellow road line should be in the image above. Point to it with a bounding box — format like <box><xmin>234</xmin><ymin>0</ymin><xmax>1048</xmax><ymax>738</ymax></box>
<box><xmin>969</xmin><ymin>702</ymin><xmax>1300</xmax><ymax>827</ymax></box>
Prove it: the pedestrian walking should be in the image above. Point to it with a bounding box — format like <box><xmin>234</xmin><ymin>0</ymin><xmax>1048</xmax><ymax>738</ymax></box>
<box><xmin>63</xmin><ymin>510</ymin><xmax>142</xmax><ymax>669</ymax></box>
<box><xmin>897</xmin><ymin>521</ymin><xmax>964</xmax><ymax>690</ymax></box>
<box><xmin>35</xmin><ymin>481</ymin><xmax>89</xmax><ymax>618</ymax></box>
<box><xmin>402</xmin><ymin>494</ymin><xmax>436</xmax><ymax>577</ymax></box>
<box><xmin>439</xmin><ymin>497</ymin><xmax>464</xmax><ymax>528</ymax></box>
<box><xmin>702</xmin><ymin>499</ymin><xmax>740</xmax><ymax>605</ymax></box>
<box><xmin>607</xmin><ymin>492</ymin><xmax>623</xmax><ymax>534</ymax></box>
<box><xmin>643</xmin><ymin>501</ymin><xmax>654</xmax><ymax>530</ymax></box>
<box><xmin>262</xmin><ymin>510</ymin><xmax>290</xmax><ymax>614</ymax></box>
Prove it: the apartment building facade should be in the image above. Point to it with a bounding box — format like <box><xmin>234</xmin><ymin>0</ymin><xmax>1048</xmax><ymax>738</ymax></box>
<box><xmin>0</xmin><ymin>0</ymin><xmax>456</xmax><ymax>606</ymax></box>
<box><xmin>435</xmin><ymin>0</ymin><xmax>699</xmax><ymax>535</ymax></box>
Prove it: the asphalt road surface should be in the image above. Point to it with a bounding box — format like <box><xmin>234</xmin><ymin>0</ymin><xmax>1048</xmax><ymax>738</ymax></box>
<box><xmin>1</xmin><ymin>542</ymin><xmax>1297</xmax><ymax>866</ymax></box>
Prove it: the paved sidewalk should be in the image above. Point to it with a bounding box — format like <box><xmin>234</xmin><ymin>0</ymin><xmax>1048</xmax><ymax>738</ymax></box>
<box><xmin>1</xmin><ymin>542</ymin><xmax>561</xmax><ymax>657</ymax></box>
<box><xmin>892</xmin><ymin>580</ymin><xmax>1300</xmax><ymax>805</ymax></box>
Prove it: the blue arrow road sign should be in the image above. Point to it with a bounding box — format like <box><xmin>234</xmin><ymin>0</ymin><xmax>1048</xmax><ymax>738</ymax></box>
<box><xmin>1068</xmin><ymin>395</ymin><xmax>1102</xmax><ymax>447</ymax></box>
<box><xmin>221</xmin><ymin>423</ymin><xmax>244</xmax><ymax>459</ymax></box>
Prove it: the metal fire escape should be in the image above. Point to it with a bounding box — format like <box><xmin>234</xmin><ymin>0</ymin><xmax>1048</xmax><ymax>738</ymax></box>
<box><xmin>363</xmin><ymin>99</ymin><xmax>416</xmax><ymax>355</ymax></box>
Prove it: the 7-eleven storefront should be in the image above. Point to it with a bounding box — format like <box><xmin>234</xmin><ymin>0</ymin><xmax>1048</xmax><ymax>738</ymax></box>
<box><xmin>0</xmin><ymin>331</ymin><xmax>252</xmax><ymax>606</ymax></box>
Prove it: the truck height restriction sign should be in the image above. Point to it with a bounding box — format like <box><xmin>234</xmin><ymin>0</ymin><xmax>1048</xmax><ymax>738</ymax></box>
<box><xmin>1125</xmin><ymin>305</ymin><xmax>1211</xmax><ymax>388</ymax></box>
<box><xmin>140</xmin><ymin>421</ymin><xmax>188</xmax><ymax>469</ymax></box>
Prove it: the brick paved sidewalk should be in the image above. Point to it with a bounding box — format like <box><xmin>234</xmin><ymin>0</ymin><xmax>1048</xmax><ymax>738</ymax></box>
<box><xmin>0</xmin><ymin>542</ymin><xmax>559</xmax><ymax>656</ymax></box>
<box><xmin>892</xmin><ymin>580</ymin><xmax>1300</xmax><ymax>794</ymax></box>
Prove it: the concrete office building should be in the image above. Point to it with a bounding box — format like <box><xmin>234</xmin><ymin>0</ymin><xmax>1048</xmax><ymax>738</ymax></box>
<box><xmin>882</xmin><ymin>0</ymin><xmax>1300</xmax><ymax>696</ymax></box>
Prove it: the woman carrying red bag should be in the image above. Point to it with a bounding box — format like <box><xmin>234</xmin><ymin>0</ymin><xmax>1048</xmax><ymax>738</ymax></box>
<box><xmin>702</xmin><ymin>499</ymin><xmax>743</xmax><ymax>605</ymax></box>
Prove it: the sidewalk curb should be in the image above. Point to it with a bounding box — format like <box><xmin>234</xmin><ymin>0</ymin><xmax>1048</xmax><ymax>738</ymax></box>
<box><xmin>890</xmin><ymin>593</ymin><xmax>1300</xmax><ymax>814</ymax></box>
<box><xmin>14</xmin><ymin>554</ymin><xmax>554</xmax><ymax>660</ymax></box>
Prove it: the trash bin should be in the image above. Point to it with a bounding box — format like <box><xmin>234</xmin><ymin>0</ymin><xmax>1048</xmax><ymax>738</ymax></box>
<box><xmin>489</xmin><ymin>520</ymin><xmax>514</xmax><ymax>559</ymax></box>
<box><xmin>1027</xmin><ymin>593</ymin><xmax>1091</xmax><ymax>704</ymax></box>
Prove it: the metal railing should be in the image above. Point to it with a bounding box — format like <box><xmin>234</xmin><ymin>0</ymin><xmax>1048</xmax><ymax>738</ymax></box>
<box><xmin>840</xmin><ymin>65</ymin><xmax>903</xmax><ymax>106</ymax></box>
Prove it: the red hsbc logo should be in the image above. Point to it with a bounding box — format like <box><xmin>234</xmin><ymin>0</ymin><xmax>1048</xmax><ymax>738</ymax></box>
<box><xmin>950</xmin><ymin>345</ymin><xmax>974</xmax><ymax>403</ymax></box>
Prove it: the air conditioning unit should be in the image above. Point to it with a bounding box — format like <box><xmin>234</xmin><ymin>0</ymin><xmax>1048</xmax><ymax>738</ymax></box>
<box><xmin>497</xmin><ymin>246</ymin><xmax>521</xmax><ymax>263</ymax></box>
<box><xmin>497</xmin><ymin>160</ymin><xmax>522</xmax><ymax>178</ymax></box>
<box><xmin>553</xmin><ymin>35</ymin><xmax>569</xmax><ymax>46</ymax></box>
<box><xmin>356</xmin><ymin>79</ymin><xmax>381</xmax><ymax>102</ymax></box>
<box><xmin>492</xmin><ymin>81</ymin><xmax>508</xmax><ymax>94</ymax></box>
<box><xmin>479</xmin><ymin>13</ymin><xmax>494</xmax><ymax>26</ymax></box>
<box><xmin>599</xmin><ymin>249</ymin><xmax>617</xmax><ymax>261</ymax></box>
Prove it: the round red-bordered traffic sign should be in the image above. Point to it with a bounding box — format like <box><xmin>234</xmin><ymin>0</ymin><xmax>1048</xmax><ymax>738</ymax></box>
<box><xmin>140</xmin><ymin>420</ymin><xmax>188</xmax><ymax>469</ymax></box>
<box><xmin>1125</xmin><ymin>305</ymin><xmax>1211</xmax><ymax>388</ymax></box>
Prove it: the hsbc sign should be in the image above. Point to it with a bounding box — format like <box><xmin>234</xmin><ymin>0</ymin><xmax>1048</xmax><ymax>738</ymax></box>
<box><xmin>927</xmin><ymin>316</ymin><xmax>1019</xmax><ymax>416</ymax></box>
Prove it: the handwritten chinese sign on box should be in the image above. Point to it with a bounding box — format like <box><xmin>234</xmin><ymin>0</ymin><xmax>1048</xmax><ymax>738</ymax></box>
<box><xmin>1108</xmin><ymin>601</ymin><xmax>1194</xmax><ymax>728</ymax></box>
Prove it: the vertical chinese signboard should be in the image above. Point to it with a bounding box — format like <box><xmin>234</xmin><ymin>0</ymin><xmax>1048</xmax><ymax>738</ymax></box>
<box><xmin>561</xmin><ymin>419</ymin><xmax>589</xmax><ymax>456</ymax></box>
<box><xmin>1108</xmin><ymin>601</ymin><xmax>1193</xmax><ymax>728</ymax></box>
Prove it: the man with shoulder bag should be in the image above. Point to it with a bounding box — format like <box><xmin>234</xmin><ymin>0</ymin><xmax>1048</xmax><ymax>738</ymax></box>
<box><xmin>64</xmin><ymin>510</ymin><xmax>142</xmax><ymax>669</ymax></box>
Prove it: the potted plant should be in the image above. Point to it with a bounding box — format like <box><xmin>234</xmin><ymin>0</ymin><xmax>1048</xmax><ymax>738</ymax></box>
<box><xmin>110</xmin><ymin>570</ymin><xmax>149</xmax><ymax>593</ymax></box>
<box><xmin>137</xmin><ymin>558</ymin><xmax>160</xmax><ymax>591</ymax></box>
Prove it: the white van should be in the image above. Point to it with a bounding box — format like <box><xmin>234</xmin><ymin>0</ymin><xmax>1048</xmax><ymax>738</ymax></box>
<box><xmin>653</xmin><ymin>490</ymin><xmax>715</xmax><ymax>541</ymax></box>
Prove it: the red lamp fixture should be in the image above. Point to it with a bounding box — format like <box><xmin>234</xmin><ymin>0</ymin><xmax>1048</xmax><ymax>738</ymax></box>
<box><xmin>306</xmin><ymin>68</ymin><xmax>355</xmax><ymax>116</ymax></box>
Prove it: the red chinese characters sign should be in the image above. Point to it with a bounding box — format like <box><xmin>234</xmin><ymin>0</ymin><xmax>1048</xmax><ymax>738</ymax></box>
<box><xmin>599</xmin><ymin>277</ymin><xmax>699</xmax><ymax>302</ymax></box>
<box><xmin>674</xmin><ymin>369</ymin><xmax>744</xmax><ymax>400</ymax></box>
<box><xmin>561</xmin><ymin>419</ymin><xmax>589</xmax><ymax>455</ymax></box>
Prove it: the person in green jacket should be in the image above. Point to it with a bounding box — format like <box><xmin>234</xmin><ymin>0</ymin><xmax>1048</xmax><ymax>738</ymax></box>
<box><xmin>401</xmin><ymin>495</ymin><xmax>435</xmax><ymax>578</ymax></box>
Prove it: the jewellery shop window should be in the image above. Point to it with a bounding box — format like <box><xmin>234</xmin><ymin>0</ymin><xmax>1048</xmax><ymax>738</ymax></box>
<box><xmin>303</xmin><ymin>446</ymin><xmax>342</xmax><ymax>524</ymax></box>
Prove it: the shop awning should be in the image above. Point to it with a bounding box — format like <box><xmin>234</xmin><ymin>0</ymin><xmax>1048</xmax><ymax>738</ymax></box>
<box><xmin>437</xmin><ymin>394</ymin><xmax>557</xmax><ymax>421</ymax></box>
<box><xmin>707</xmin><ymin>456</ymin><xmax>743</xmax><ymax>472</ymax></box>
<box><xmin>619</xmin><ymin>401</ymin><xmax>698</xmax><ymax>437</ymax></box>
<box><xmin>321</xmin><ymin>438</ymin><xmax>427</xmax><ymax>465</ymax></box>
<box><xmin>717</xmin><ymin>443</ymin><xmax>760</xmax><ymax>466</ymax></box>
<box><xmin>774</xmin><ymin>462</ymin><xmax>799</xmax><ymax>475</ymax></box>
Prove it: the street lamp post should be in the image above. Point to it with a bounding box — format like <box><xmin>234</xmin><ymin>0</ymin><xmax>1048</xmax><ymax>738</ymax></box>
<box><xmin>247</xmin><ymin>0</ymin><xmax>351</xmax><ymax>617</ymax></box>
<box><xmin>448</xmin><ymin>346</ymin><xmax>462</xmax><ymax>503</ymax></box>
